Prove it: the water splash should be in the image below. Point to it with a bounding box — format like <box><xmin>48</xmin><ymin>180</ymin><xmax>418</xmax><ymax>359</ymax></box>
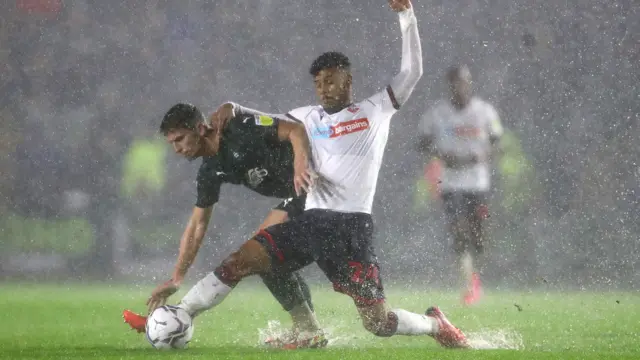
<box><xmin>465</xmin><ymin>328</ymin><xmax>524</xmax><ymax>350</ymax></box>
<box><xmin>259</xmin><ymin>321</ymin><xmax>524</xmax><ymax>350</ymax></box>
<box><xmin>257</xmin><ymin>320</ymin><xmax>360</xmax><ymax>348</ymax></box>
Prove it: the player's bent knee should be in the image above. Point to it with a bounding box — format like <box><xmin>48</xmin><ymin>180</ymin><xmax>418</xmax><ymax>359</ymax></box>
<box><xmin>213</xmin><ymin>246</ymin><xmax>263</xmax><ymax>286</ymax></box>
<box><xmin>254</xmin><ymin>230</ymin><xmax>285</xmax><ymax>266</ymax></box>
<box><xmin>214</xmin><ymin>254</ymin><xmax>244</xmax><ymax>286</ymax></box>
<box><xmin>239</xmin><ymin>238</ymin><xmax>273</xmax><ymax>271</ymax></box>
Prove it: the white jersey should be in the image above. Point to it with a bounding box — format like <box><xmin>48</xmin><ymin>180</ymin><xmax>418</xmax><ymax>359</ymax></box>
<box><xmin>288</xmin><ymin>90</ymin><xmax>398</xmax><ymax>213</ymax></box>
<box><xmin>286</xmin><ymin>7</ymin><xmax>423</xmax><ymax>214</ymax></box>
<box><xmin>232</xmin><ymin>7</ymin><xmax>423</xmax><ymax>213</ymax></box>
<box><xmin>420</xmin><ymin>97</ymin><xmax>503</xmax><ymax>192</ymax></box>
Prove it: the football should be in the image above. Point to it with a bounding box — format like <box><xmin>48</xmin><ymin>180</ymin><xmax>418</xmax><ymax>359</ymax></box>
<box><xmin>145</xmin><ymin>305</ymin><xmax>194</xmax><ymax>349</ymax></box>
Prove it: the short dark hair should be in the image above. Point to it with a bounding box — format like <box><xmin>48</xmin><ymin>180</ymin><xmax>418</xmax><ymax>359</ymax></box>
<box><xmin>446</xmin><ymin>65</ymin><xmax>472</xmax><ymax>83</ymax></box>
<box><xmin>309</xmin><ymin>51</ymin><xmax>351</xmax><ymax>76</ymax></box>
<box><xmin>159</xmin><ymin>103</ymin><xmax>205</xmax><ymax>135</ymax></box>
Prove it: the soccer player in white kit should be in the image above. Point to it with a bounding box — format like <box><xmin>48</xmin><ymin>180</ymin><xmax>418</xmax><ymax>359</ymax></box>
<box><xmin>145</xmin><ymin>0</ymin><xmax>468</xmax><ymax>348</ymax></box>
<box><xmin>419</xmin><ymin>65</ymin><xmax>504</xmax><ymax>305</ymax></box>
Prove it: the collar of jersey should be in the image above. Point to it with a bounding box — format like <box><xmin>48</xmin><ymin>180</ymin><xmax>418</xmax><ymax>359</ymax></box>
<box><xmin>319</xmin><ymin>103</ymin><xmax>354</xmax><ymax>118</ymax></box>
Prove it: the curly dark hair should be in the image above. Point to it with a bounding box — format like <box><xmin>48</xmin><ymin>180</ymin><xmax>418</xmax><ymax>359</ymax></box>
<box><xmin>309</xmin><ymin>51</ymin><xmax>351</xmax><ymax>76</ymax></box>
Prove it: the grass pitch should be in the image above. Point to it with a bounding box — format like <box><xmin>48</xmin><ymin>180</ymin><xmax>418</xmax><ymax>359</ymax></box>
<box><xmin>1</xmin><ymin>282</ymin><xmax>638</xmax><ymax>359</ymax></box>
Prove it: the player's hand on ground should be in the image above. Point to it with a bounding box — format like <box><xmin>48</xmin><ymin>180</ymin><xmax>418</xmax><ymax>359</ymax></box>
<box><xmin>208</xmin><ymin>103</ymin><xmax>235</xmax><ymax>136</ymax></box>
<box><xmin>146</xmin><ymin>279</ymin><xmax>180</xmax><ymax>314</ymax></box>
<box><xmin>388</xmin><ymin>0</ymin><xmax>412</xmax><ymax>12</ymax></box>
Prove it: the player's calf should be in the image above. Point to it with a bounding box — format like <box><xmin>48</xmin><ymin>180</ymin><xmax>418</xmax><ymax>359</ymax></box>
<box><xmin>260</xmin><ymin>272</ymin><xmax>309</xmax><ymax>311</ymax></box>
<box><xmin>296</xmin><ymin>272</ymin><xmax>315</xmax><ymax>312</ymax></box>
<box><xmin>361</xmin><ymin>308</ymin><xmax>400</xmax><ymax>337</ymax></box>
<box><xmin>469</xmin><ymin>211</ymin><xmax>486</xmax><ymax>257</ymax></box>
<box><xmin>455</xmin><ymin>209</ymin><xmax>486</xmax><ymax>305</ymax></box>
<box><xmin>451</xmin><ymin>217</ymin><xmax>471</xmax><ymax>252</ymax></box>
<box><xmin>260</xmin><ymin>272</ymin><xmax>320</xmax><ymax>332</ymax></box>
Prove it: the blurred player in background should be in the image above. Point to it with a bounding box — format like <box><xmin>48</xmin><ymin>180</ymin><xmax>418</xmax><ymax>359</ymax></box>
<box><xmin>418</xmin><ymin>65</ymin><xmax>503</xmax><ymax>305</ymax></box>
<box><xmin>123</xmin><ymin>103</ymin><xmax>329</xmax><ymax>348</ymax></box>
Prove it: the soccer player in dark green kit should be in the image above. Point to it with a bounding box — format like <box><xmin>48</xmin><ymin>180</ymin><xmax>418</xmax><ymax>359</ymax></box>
<box><xmin>123</xmin><ymin>103</ymin><xmax>327</xmax><ymax>348</ymax></box>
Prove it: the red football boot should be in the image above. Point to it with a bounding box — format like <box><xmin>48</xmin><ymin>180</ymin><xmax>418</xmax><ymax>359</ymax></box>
<box><xmin>426</xmin><ymin>306</ymin><xmax>469</xmax><ymax>349</ymax></box>
<box><xmin>123</xmin><ymin>309</ymin><xmax>147</xmax><ymax>333</ymax></box>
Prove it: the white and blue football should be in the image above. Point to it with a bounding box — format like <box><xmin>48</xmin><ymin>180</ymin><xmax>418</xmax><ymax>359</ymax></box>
<box><xmin>145</xmin><ymin>305</ymin><xmax>194</xmax><ymax>349</ymax></box>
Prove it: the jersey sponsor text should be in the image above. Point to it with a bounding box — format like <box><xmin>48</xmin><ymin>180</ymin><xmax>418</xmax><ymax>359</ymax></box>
<box><xmin>312</xmin><ymin>118</ymin><xmax>370</xmax><ymax>139</ymax></box>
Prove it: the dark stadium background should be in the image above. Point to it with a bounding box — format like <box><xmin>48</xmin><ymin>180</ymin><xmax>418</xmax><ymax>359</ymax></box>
<box><xmin>0</xmin><ymin>0</ymin><xmax>637</xmax><ymax>292</ymax></box>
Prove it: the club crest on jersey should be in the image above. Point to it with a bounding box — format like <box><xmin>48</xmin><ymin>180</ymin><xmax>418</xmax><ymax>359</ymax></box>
<box><xmin>311</xmin><ymin>118</ymin><xmax>370</xmax><ymax>139</ymax></box>
<box><xmin>247</xmin><ymin>167</ymin><xmax>268</xmax><ymax>187</ymax></box>
<box><xmin>347</xmin><ymin>105</ymin><xmax>360</xmax><ymax>113</ymax></box>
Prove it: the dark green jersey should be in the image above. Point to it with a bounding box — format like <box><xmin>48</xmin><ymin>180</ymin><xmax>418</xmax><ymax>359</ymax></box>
<box><xmin>195</xmin><ymin>114</ymin><xmax>295</xmax><ymax>208</ymax></box>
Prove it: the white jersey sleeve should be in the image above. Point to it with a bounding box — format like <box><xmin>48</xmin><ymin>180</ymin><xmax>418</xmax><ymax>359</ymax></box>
<box><xmin>285</xmin><ymin>106</ymin><xmax>316</xmax><ymax>125</ymax></box>
<box><xmin>224</xmin><ymin>102</ymin><xmax>294</xmax><ymax>123</ymax></box>
<box><xmin>362</xmin><ymin>89</ymin><xmax>401</xmax><ymax>122</ymax></box>
<box><xmin>365</xmin><ymin>7</ymin><xmax>423</xmax><ymax>116</ymax></box>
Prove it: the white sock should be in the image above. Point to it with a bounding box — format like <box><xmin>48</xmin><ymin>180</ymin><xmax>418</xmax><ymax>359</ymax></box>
<box><xmin>460</xmin><ymin>251</ymin><xmax>474</xmax><ymax>290</ymax></box>
<box><xmin>177</xmin><ymin>272</ymin><xmax>232</xmax><ymax>317</ymax></box>
<box><xmin>392</xmin><ymin>309</ymin><xmax>439</xmax><ymax>335</ymax></box>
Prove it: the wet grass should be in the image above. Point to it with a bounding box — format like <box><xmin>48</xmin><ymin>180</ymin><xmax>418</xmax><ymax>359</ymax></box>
<box><xmin>1</xmin><ymin>282</ymin><xmax>638</xmax><ymax>359</ymax></box>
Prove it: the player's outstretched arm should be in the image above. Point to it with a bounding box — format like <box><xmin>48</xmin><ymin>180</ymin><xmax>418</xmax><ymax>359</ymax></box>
<box><xmin>146</xmin><ymin>206</ymin><xmax>213</xmax><ymax>312</ymax></box>
<box><xmin>218</xmin><ymin>102</ymin><xmax>272</xmax><ymax>119</ymax></box>
<box><xmin>387</xmin><ymin>0</ymin><xmax>423</xmax><ymax>108</ymax></box>
<box><xmin>171</xmin><ymin>206</ymin><xmax>213</xmax><ymax>283</ymax></box>
<box><xmin>232</xmin><ymin>102</ymin><xmax>283</xmax><ymax>118</ymax></box>
<box><xmin>277</xmin><ymin>120</ymin><xmax>314</xmax><ymax>195</ymax></box>
<box><xmin>209</xmin><ymin>102</ymin><xmax>283</xmax><ymax>134</ymax></box>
